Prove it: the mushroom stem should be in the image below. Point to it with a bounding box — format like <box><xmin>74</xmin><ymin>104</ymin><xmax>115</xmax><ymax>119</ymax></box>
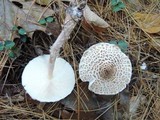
<box><xmin>48</xmin><ymin>1</ymin><xmax>86</xmax><ymax>79</ymax></box>
<box><xmin>48</xmin><ymin>14</ymin><xmax>76</xmax><ymax>79</ymax></box>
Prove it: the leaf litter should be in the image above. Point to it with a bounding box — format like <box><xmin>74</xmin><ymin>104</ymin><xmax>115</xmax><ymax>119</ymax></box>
<box><xmin>0</xmin><ymin>0</ymin><xmax>160</xmax><ymax>119</ymax></box>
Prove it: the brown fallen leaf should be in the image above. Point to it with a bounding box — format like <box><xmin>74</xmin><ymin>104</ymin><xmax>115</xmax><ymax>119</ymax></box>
<box><xmin>128</xmin><ymin>0</ymin><xmax>142</xmax><ymax>11</ymax></box>
<box><xmin>82</xmin><ymin>19</ymin><xmax>106</xmax><ymax>33</ymax></box>
<box><xmin>21</xmin><ymin>1</ymin><xmax>54</xmax><ymax>19</ymax></box>
<box><xmin>119</xmin><ymin>88</ymin><xmax>130</xmax><ymax>119</ymax></box>
<box><xmin>83</xmin><ymin>5</ymin><xmax>109</xmax><ymax>28</ymax></box>
<box><xmin>60</xmin><ymin>82</ymin><xmax>100</xmax><ymax>111</ymax></box>
<box><xmin>133</xmin><ymin>12</ymin><xmax>160</xmax><ymax>33</ymax></box>
<box><xmin>61</xmin><ymin>82</ymin><xmax>115</xmax><ymax>110</ymax></box>
<box><xmin>35</xmin><ymin>0</ymin><xmax>52</xmax><ymax>5</ymax></box>
<box><xmin>129</xmin><ymin>94</ymin><xmax>146</xmax><ymax>117</ymax></box>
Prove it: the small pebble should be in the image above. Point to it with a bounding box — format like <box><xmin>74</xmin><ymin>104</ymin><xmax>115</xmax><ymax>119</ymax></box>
<box><xmin>140</xmin><ymin>62</ymin><xmax>147</xmax><ymax>70</ymax></box>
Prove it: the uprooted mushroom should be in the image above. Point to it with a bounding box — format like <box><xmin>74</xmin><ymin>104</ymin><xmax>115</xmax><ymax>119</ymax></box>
<box><xmin>22</xmin><ymin>1</ymin><xmax>86</xmax><ymax>102</ymax></box>
<box><xmin>79</xmin><ymin>43</ymin><xmax>132</xmax><ymax>95</ymax></box>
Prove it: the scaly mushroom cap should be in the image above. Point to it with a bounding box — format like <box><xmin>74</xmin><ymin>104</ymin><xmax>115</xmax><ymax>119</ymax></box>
<box><xmin>79</xmin><ymin>43</ymin><xmax>132</xmax><ymax>95</ymax></box>
<box><xmin>22</xmin><ymin>55</ymin><xmax>75</xmax><ymax>102</ymax></box>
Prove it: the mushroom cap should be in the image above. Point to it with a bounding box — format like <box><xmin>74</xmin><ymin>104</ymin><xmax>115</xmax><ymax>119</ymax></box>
<box><xmin>22</xmin><ymin>55</ymin><xmax>75</xmax><ymax>102</ymax></box>
<box><xmin>79</xmin><ymin>43</ymin><xmax>132</xmax><ymax>95</ymax></box>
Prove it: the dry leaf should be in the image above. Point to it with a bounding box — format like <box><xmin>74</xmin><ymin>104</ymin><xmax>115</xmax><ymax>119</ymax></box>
<box><xmin>60</xmin><ymin>82</ymin><xmax>115</xmax><ymax>119</ymax></box>
<box><xmin>83</xmin><ymin>5</ymin><xmax>109</xmax><ymax>28</ymax></box>
<box><xmin>0</xmin><ymin>0</ymin><xmax>15</xmax><ymax>77</ymax></box>
<box><xmin>11</xmin><ymin>0</ymin><xmax>54</xmax><ymax>18</ymax></box>
<box><xmin>0</xmin><ymin>0</ymin><xmax>14</xmax><ymax>40</ymax></box>
<box><xmin>129</xmin><ymin>95</ymin><xmax>146</xmax><ymax>116</ymax></box>
<box><xmin>9</xmin><ymin>0</ymin><xmax>55</xmax><ymax>33</ymax></box>
<box><xmin>82</xmin><ymin>19</ymin><xmax>106</xmax><ymax>33</ymax></box>
<box><xmin>6</xmin><ymin>0</ymin><xmax>58</xmax><ymax>40</ymax></box>
<box><xmin>35</xmin><ymin>0</ymin><xmax>52</xmax><ymax>5</ymax></box>
<box><xmin>133</xmin><ymin>12</ymin><xmax>160</xmax><ymax>33</ymax></box>
<box><xmin>128</xmin><ymin>0</ymin><xmax>142</xmax><ymax>11</ymax></box>
<box><xmin>60</xmin><ymin>82</ymin><xmax>100</xmax><ymax>111</ymax></box>
<box><xmin>118</xmin><ymin>88</ymin><xmax>130</xmax><ymax>120</ymax></box>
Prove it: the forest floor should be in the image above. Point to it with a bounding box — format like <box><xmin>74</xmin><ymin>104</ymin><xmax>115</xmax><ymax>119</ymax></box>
<box><xmin>0</xmin><ymin>0</ymin><xmax>160</xmax><ymax>120</ymax></box>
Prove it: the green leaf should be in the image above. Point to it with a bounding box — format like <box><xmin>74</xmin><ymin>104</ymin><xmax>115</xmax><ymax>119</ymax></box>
<box><xmin>0</xmin><ymin>43</ymin><xmax>4</xmax><ymax>51</ymax></box>
<box><xmin>18</xmin><ymin>28</ymin><xmax>27</xmax><ymax>35</ymax></box>
<box><xmin>112</xmin><ymin>6</ymin><xmax>121</xmax><ymax>12</ymax></box>
<box><xmin>109</xmin><ymin>40</ymin><xmax>117</xmax><ymax>45</ymax></box>
<box><xmin>111</xmin><ymin>0</ymin><xmax>125</xmax><ymax>12</ymax></box>
<box><xmin>46</xmin><ymin>16</ymin><xmax>55</xmax><ymax>23</ymax></box>
<box><xmin>4</xmin><ymin>40</ymin><xmax>15</xmax><ymax>50</ymax></box>
<box><xmin>8</xmin><ymin>51</ymin><xmax>15</xmax><ymax>58</ymax></box>
<box><xmin>38</xmin><ymin>18</ymin><xmax>47</xmax><ymax>25</ymax></box>
<box><xmin>11</xmin><ymin>47</ymin><xmax>21</xmax><ymax>58</ymax></box>
<box><xmin>12</xmin><ymin>25</ymin><xmax>18</xmax><ymax>31</ymax></box>
<box><xmin>20</xmin><ymin>35</ymin><xmax>27</xmax><ymax>42</ymax></box>
<box><xmin>117</xmin><ymin>40</ymin><xmax>128</xmax><ymax>52</ymax></box>
<box><xmin>111</xmin><ymin>0</ymin><xmax>120</xmax><ymax>6</ymax></box>
<box><xmin>118</xmin><ymin>2</ymin><xmax>126</xmax><ymax>8</ymax></box>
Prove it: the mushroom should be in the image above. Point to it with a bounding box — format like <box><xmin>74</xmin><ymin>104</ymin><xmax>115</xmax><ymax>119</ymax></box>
<box><xmin>22</xmin><ymin>55</ymin><xmax>75</xmax><ymax>102</ymax></box>
<box><xmin>79</xmin><ymin>43</ymin><xmax>132</xmax><ymax>95</ymax></box>
<box><xmin>22</xmin><ymin>1</ymin><xmax>86</xmax><ymax>102</ymax></box>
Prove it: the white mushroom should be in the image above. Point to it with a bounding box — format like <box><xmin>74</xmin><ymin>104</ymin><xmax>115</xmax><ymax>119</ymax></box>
<box><xmin>21</xmin><ymin>1</ymin><xmax>86</xmax><ymax>102</ymax></box>
<box><xmin>79</xmin><ymin>43</ymin><xmax>132</xmax><ymax>95</ymax></box>
<box><xmin>22</xmin><ymin>55</ymin><xmax>75</xmax><ymax>102</ymax></box>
